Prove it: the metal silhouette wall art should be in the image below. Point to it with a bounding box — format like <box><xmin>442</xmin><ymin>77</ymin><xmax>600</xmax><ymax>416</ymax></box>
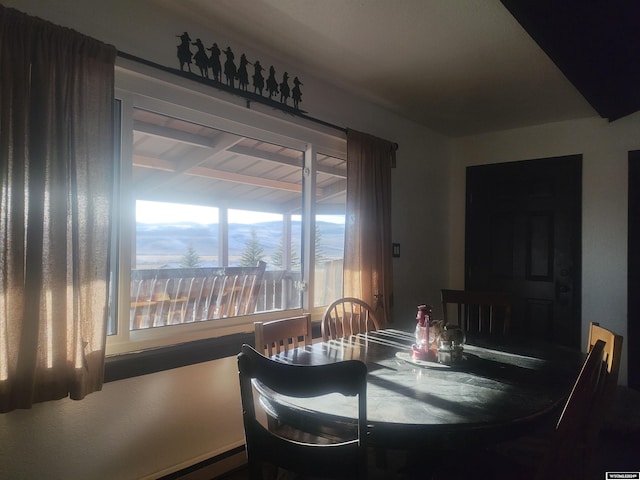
<box><xmin>174</xmin><ymin>31</ymin><xmax>306</xmax><ymax>115</ymax></box>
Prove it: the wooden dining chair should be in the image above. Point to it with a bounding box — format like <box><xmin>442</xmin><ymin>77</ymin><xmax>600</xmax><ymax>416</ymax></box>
<box><xmin>474</xmin><ymin>324</ymin><xmax>624</xmax><ymax>480</ymax></box>
<box><xmin>254</xmin><ymin>314</ymin><xmax>312</xmax><ymax>357</ymax></box>
<box><xmin>433</xmin><ymin>340</ymin><xmax>607</xmax><ymax>480</ymax></box>
<box><xmin>321</xmin><ymin>297</ymin><xmax>381</xmax><ymax>342</ymax></box>
<box><xmin>254</xmin><ymin>314</ymin><xmax>323</xmax><ymax>456</ymax></box>
<box><xmin>237</xmin><ymin>344</ymin><xmax>368</xmax><ymax>480</ymax></box>
<box><xmin>584</xmin><ymin>322</ymin><xmax>623</xmax><ymax>467</ymax></box>
<box><xmin>534</xmin><ymin>339</ymin><xmax>607</xmax><ymax>480</ymax></box>
<box><xmin>587</xmin><ymin>322</ymin><xmax>623</xmax><ymax>401</ymax></box>
<box><xmin>441</xmin><ymin>289</ymin><xmax>512</xmax><ymax>336</ymax></box>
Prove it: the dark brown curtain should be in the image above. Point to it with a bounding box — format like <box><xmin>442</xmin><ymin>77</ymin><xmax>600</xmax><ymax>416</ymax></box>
<box><xmin>0</xmin><ymin>6</ymin><xmax>116</xmax><ymax>412</ymax></box>
<box><xmin>344</xmin><ymin>129</ymin><xmax>395</xmax><ymax>325</ymax></box>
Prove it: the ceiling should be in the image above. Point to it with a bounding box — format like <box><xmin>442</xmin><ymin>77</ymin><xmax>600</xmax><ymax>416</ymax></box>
<box><xmin>150</xmin><ymin>0</ymin><xmax>639</xmax><ymax>137</ymax></box>
<box><xmin>132</xmin><ymin>108</ymin><xmax>346</xmax><ymax>214</ymax></box>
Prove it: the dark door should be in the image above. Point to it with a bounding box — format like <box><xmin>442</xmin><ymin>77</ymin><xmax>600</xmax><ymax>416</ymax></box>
<box><xmin>465</xmin><ymin>155</ymin><xmax>582</xmax><ymax>348</ymax></box>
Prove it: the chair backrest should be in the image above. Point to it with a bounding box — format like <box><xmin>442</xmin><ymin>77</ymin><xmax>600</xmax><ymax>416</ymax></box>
<box><xmin>237</xmin><ymin>344</ymin><xmax>368</xmax><ymax>480</ymax></box>
<box><xmin>254</xmin><ymin>314</ymin><xmax>312</xmax><ymax>357</ymax></box>
<box><xmin>441</xmin><ymin>289</ymin><xmax>512</xmax><ymax>335</ymax></box>
<box><xmin>536</xmin><ymin>340</ymin><xmax>606</xmax><ymax>480</ymax></box>
<box><xmin>321</xmin><ymin>297</ymin><xmax>381</xmax><ymax>342</ymax></box>
<box><xmin>585</xmin><ymin>322</ymin><xmax>623</xmax><ymax>455</ymax></box>
<box><xmin>587</xmin><ymin>322</ymin><xmax>623</xmax><ymax>391</ymax></box>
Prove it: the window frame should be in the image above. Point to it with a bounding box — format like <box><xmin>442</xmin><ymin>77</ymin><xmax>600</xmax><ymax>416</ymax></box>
<box><xmin>107</xmin><ymin>59</ymin><xmax>346</xmax><ymax>359</ymax></box>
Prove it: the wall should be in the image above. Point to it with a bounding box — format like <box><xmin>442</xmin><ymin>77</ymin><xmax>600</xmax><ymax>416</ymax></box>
<box><xmin>0</xmin><ymin>1</ymin><xmax>449</xmax><ymax>478</ymax></box>
<box><xmin>0</xmin><ymin>357</ymin><xmax>244</xmax><ymax>480</ymax></box>
<box><xmin>450</xmin><ymin>113</ymin><xmax>640</xmax><ymax>387</ymax></box>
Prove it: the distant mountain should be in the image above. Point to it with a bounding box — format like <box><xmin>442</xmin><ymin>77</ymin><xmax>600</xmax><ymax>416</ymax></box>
<box><xmin>136</xmin><ymin>220</ymin><xmax>344</xmax><ymax>268</ymax></box>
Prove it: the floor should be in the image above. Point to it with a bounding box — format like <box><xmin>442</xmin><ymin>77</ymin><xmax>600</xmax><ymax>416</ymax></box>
<box><xmin>594</xmin><ymin>433</ymin><xmax>640</xmax><ymax>477</ymax></box>
<box><xmin>217</xmin><ymin>430</ymin><xmax>640</xmax><ymax>480</ymax></box>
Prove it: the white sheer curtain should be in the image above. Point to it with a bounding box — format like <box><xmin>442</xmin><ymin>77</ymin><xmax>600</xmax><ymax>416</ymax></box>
<box><xmin>0</xmin><ymin>6</ymin><xmax>116</xmax><ymax>412</ymax></box>
<box><xmin>344</xmin><ymin>129</ymin><xmax>396</xmax><ymax>325</ymax></box>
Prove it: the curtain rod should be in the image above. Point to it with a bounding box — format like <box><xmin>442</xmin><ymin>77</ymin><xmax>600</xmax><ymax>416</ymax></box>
<box><xmin>116</xmin><ymin>51</ymin><xmax>398</xmax><ymax>152</ymax></box>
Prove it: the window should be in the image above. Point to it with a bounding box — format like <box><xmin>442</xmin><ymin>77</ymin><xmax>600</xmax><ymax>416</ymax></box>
<box><xmin>314</xmin><ymin>152</ymin><xmax>347</xmax><ymax>307</ymax></box>
<box><xmin>107</xmin><ymin>64</ymin><xmax>346</xmax><ymax>354</ymax></box>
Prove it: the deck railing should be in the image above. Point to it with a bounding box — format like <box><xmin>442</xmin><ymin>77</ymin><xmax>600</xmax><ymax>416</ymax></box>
<box><xmin>256</xmin><ymin>269</ymin><xmax>302</xmax><ymax>312</ymax></box>
<box><xmin>128</xmin><ymin>261</ymin><xmax>342</xmax><ymax>331</ymax></box>
<box><xmin>129</xmin><ymin>262</ymin><xmax>266</xmax><ymax>329</ymax></box>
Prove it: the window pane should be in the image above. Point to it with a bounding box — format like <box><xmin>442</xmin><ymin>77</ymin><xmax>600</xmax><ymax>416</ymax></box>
<box><xmin>136</xmin><ymin>201</ymin><xmax>219</xmax><ymax>268</ymax></box>
<box><xmin>314</xmin><ymin>154</ymin><xmax>346</xmax><ymax>307</ymax></box>
<box><xmin>229</xmin><ymin>209</ymin><xmax>302</xmax><ymax>311</ymax></box>
<box><xmin>126</xmin><ymin>108</ymin><xmax>304</xmax><ymax>331</ymax></box>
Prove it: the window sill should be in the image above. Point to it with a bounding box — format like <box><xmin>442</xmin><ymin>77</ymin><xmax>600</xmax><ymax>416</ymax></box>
<box><xmin>104</xmin><ymin>323</ymin><xmax>323</xmax><ymax>382</ymax></box>
<box><xmin>104</xmin><ymin>331</ymin><xmax>254</xmax><ymax>382</ymax></box>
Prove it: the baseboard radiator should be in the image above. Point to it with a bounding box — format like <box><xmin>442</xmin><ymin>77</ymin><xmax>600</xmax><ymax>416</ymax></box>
<box><xmin>158</xmin><ymin>445</ymin><xmax>247</xmax><ymax>480</ymax></box>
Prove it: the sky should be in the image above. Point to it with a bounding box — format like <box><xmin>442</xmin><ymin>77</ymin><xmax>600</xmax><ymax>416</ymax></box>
<box><xmin>136</xmin><ymin>201</ymin><xmax>219</xmax><ymax>224</ymax></box>
<box><xmin>136</xmin><ymin>200</ymin><xmax>344</xmax><ymax>224</ymax></box>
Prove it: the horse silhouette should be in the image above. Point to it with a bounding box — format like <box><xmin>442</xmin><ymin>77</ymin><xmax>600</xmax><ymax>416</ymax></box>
<box><xmin>238</xmin><ymin>54</ymin><xmax>251</xmax><ymax>91</ymax></box>
<box><xmin>266</xmin><ymin>66</ymin><xmax>279</xmax><ymax>99</ymax></box>
<box><xmin>252</xmin><ymin>61</ymin><xmax>265</xmax><ymax>95</ymax></box>
<box><xmin>223</xmin><ymin>47</ymin><xmax>237</xmax><ymax>87</ymax></box>
<box><xmin>279</xmin><ymin>72</ymin><xmax>290</xmax><ymax>104</ymax></box>
<box><xmin>176</xmin><ymin>32</ymin><xmax>193</xmax><ymax>73</ymax></box>
<box><xmin>208</xmin><ymin>43</ymin><xmax>222</xmax><ymax>82</ymax></box>
<box><xmin>292</xmin><ymin>76</ymin><xmax>303</xmax><ymax>109</ymax></box>
<box><xmin>192</xmin><ymin>38</ymin><xmax>209</xmax><ymax>78</ymax></box>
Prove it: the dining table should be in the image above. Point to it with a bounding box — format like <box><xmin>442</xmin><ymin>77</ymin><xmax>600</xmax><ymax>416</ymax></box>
<box><xmin>256</xmin><ymin>328</ymin><xmax>586</xmax><ymax>452</ymax></box>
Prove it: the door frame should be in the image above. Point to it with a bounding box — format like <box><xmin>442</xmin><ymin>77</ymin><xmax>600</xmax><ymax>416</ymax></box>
<box><xmin>628</xmin><ymin>151</ymin><xmax>640</xmax><ymax>390</ymax></box>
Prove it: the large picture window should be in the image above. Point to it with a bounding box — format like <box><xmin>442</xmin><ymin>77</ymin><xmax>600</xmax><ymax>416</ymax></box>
<box><xmin>108</xmin><ymin>66</ymin><xmax>346</xmax><ymax>354</ymax></box>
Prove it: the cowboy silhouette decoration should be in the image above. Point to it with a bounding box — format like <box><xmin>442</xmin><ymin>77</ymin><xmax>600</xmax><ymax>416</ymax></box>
<box><xmin>176</xmin><ymin>32</ymin><xmax>193</xmax><ymax>73</ymax></box>
<box><xmin>174</xmin><ymin>32</ymin><xmax>305</xmax><ymax>112</ymax></box>
<box><xmin>266</xmin><ymin>66</ymin><xmax>279</xmax><ymax>99</ymax></box>
<box><xmin>192</xmin><ymin>38</ymin><xmax>209</xmax><ymax>78</ymax></box>
<box><xmin>223</xmin><ymin>46</ymin><xmax>237</xmax><ymax>87</ymax></box>
<box><xmin>238</xmin><ymin>54</ymin><xmax>252</xmax><ymax>91</ymax></box>
<box><xmin>208</xmin><ymin>42</ymin><xmax>222</xmax><ymax>82</ymax></box>
<box><xmin>292</xmin><ymin>76</ymin><xmax>303</xmax><ymax>109</ymax></box>
<box><xmin>279</xmin><ymin>72</ymin><xmax>290</xmax><ymax>104</ymax></box>
<box><xmin>252</xmin><ymin>60</ymin><xmax>265</xmax><ymax>95</ymax></box>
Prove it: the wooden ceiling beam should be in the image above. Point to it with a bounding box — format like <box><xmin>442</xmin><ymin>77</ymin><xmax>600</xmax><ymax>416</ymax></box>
<box><xmin>133</xmin><ymin>120</ymin><xmax>220</xmax><ymax>149</ymax></box>
<box><xmin>134</xmin><ymin>133</ymin><xmax>245</xmax><ymax>193</ymax></box>
<box><xmin>134</xmin><ymin>120</ymin><xmax>345</xmax><ymax>177</ymax></box>
<box><xmin>228</xmin><ymin>145</ymin><xmax>346</xmax><ymax>178</ymax></box>
<box><xmin>133</xmin><ymin>154</ymin><xmax>323</xmax><ymax>195</ymax></box>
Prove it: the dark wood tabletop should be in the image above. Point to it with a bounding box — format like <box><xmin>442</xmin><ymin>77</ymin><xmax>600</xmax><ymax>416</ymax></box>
<box><xmin>258</xmin><ymin>328</ymin><xmax>585</xmax><ymax>450</ymax></box>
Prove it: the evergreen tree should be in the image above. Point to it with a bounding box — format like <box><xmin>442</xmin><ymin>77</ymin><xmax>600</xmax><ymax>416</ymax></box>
<box><xmin>240</xmin><ymin>228</ymin><xmax>265</xmax><ymax>266</ymax></box>
<box><xmin>272</xmin><ymin>235</ymin><xmax>300</xmax><ymax>269</ymax></box>
<box><xmin>180</xmin><ymin>242</ymin><xmax>201</xmax><ymax>267</ymax></box>
<box><xmin>272</xmin><ymin>242</ymin><xmax>283</xmax><ymax>267</ymax></box>
<box><xmin>315</xmin><ymin>224</ymin><xmax>327</xmax><ymax>264</ymax></box>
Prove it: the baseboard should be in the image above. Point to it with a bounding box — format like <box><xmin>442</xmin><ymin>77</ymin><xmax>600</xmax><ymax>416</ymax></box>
<box><xmin>158</xmin><ymin>445</ymin><xmax>247</xmax><ymax>480</ymax></box>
